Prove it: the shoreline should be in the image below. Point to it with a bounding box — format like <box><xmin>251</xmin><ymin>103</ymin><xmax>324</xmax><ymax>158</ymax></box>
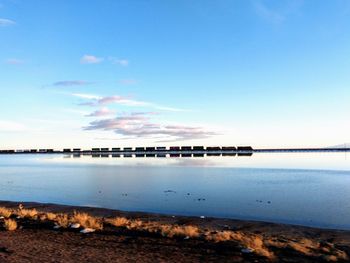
<box><xmin>0</xmin><ymin>200</ymin><xmax>348</xmax><ymax>233</ymax></box>
<box><xmin>0</xmin><ymin>200</ymin><xmax>350</xmax><ymax>262</ymax></box>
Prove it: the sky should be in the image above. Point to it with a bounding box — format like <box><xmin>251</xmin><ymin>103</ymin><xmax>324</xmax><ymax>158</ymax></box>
<box><xmin>0</xmin><ymin>0</ymin><xmax>350</xmax><ymax>149</ymax></box>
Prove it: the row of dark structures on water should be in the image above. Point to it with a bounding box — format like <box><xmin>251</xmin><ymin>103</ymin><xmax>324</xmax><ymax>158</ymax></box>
<box><xmin>0</xmin><ymin>146</ymin><xmax>254</xmax><ymax>157</ymax></box>
<box><xmin>1</xmin><ymin>146</ymin><xmax>348</xmax><ymax>158</ymax></box>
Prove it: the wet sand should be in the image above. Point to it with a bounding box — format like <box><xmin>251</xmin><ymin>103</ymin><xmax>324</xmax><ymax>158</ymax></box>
<box><xmin>0</xmin><ymin>201</ymin><xmax>349</xmax><ymax>262</ymax></box>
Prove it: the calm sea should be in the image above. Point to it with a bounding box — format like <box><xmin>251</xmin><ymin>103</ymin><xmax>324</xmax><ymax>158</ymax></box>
<box><xmin>0</xmin><ymin>152</ymin><xmax>350</xmax><ymax>229</ymax></box>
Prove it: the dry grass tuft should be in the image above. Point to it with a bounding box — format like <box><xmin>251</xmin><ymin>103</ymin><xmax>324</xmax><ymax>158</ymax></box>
<box><xmin>126</xmin><ymin>219</ymin><xmax>143</xmax><ymax>230</ymax></box>
<box><xmin>160</xmin><ymin>224</ymin><xmax>200</xmax><ymax>238</ymax></box>
<box><xmin>288</xmin><ymin>238</ymin><xmax>319</xmax><ymax>256</ymax></box>
<box><xmin>0</xmin><ymin>207</ymin><xmax>13</xmax><ymax>218</ymax></box>
<box><xmin>38</xmin><ymin>212</ymin><xmax>57</xmax><ymax>221</ymax></box>
<box><xmin>55</xmin><ymin>214</ymin><xmax>70</xmax><ymax>228</ymax></box>
<box><xmin>106</xmin><ymin>217</ymin><xmax>199</xmax><ymax>239</ymax></box>
<box><xmin>206</xmin><ymin>231</ymin><xmax>274</xmax><ymax>259</ymax></box>
<box><xmin>45</xmin><ymin>212</ymin><xmax>57</xmax><ymax>221</ymax></box>
<box><xmin>266</xmin><ymin>237</ymin><xmax>349</xmax><ymax>261</ymax></box>
<box><xmin>105</xmin><ymin>217</ymin><xmax>130</xmax><ymax>227</ymax></box>
<box><xmin>17</xmin><ymin>208</ymin><xmax>38</xmax><ymax>219</ymax></box>
<box><xmin>4</xmin><ymin>219</ymin><xmax>17</xmax><ymax>231</ymax></box>
<box><xmin>72</xmin><ymin>212</ymin><xmax>103</xmax><ymax>230</ymax></box>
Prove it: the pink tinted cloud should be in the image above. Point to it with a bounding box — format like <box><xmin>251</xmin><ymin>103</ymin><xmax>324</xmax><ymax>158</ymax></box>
<box><xmin>87</xmin><ymin>107</ymin><xmax>115</xmax><ymax>117</ymax></box>
<box><xmin>84</xmin><ymin>112</ymin><xmax>217</xmax><ymax>142</ymax></box>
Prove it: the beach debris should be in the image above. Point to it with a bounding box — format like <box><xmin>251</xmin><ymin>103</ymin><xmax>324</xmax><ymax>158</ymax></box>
<box><xmin>53</xmin><ymin>224</ymin><xmax>61</xmax><ymax>229</ymax></box>
<box><xmin>267</xmin><ymin>201</ymin><xmax>271</xmax><ymax>204</ymax></box>
<box><xmin>16</xmin><ymin>216</ymin><xmax>21</xmax><ymax>219</ymax></box>
<box><xmin>197</xmin><ymin>198</ymin><xmax>206</xmax><ymax>201</ymax></box>
<box><xmin>184</xmin><ymin>236</ymin><xmax>190</xmax><ymax>240</ymax></box>
<box><xmin>187</xmin><ymin>193</ymin><xmax>191</xmax><ymax>195</ymax></box>
<box><xmin>241</xmin><ymin>248</ymin><xmax>254</xmax><ymax>254</ymax></box>
<box><xmin>80</xmin><ymin>228</ymin><xmax>96</xmax><ymax>234</ymax></box>
<box><xmin>122</xmin><ymin>193</ymin><xmax>128</xmax><ymax>196</ymax></box>
<box><xmin>0</xmin><ymin>216</ymin><xmax>4</xmax><ymax>219</ymax></box>
<box><xmin>200</xmin><ymin>216</ymin><xmax>205</xmax><ymax>219</ymax></box>
<box><xmin>70</xmin><ymin>223</ymin><xmax>81</xmax><ymax>229</ymax></box>
<box><xmin>18</xmin><ymin>204</ymin><xmax>24</xmax><ymax>210</ymax></box>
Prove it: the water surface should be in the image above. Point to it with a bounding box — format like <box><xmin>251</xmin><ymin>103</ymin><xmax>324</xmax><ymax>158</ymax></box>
<box><xmin>0</xmin><ymin>152</ymin><xmax>350</xmax><ymax>229</ymax></box>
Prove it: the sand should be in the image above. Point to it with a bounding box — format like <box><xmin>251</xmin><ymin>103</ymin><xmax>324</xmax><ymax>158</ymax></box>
<box><xmin>0</xmin><ymin>201</ymin><xmax>349</xmax><ymax>262</ymax></box>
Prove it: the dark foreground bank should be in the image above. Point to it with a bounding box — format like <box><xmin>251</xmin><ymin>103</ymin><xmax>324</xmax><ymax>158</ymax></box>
<box><xmin>0</xmin><ymin>201</ymin><xmax>349</xmax><ymax>263</ymax></box>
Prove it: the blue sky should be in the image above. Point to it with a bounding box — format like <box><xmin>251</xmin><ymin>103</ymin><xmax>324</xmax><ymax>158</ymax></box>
<box><xmin>0</xmin><ymin>0</ymin><xmax>350</xmax><ymax>149</ymax></box>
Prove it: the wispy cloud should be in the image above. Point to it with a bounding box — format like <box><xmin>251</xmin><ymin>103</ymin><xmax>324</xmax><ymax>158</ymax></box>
<box><xmin>5</xmin><ymin>58</ymin><xmax>24</xmax><ymax>65</ymax></box>
<box><xmin>253</xmin><ymin>1</ymin><xmax>285</xmax><ymax>23</ymax></box>
<box><xmin>84</xmin><ymin>112</ymin><xmax>217</xmax><ymax>142</ymax></box>
<box><xmin>86</xmin><ymin>107</ymin><xmax>115</xmax><ymax>117</ymax></box>
<box><xmin>75</xmin><ymin>94</ymin><xmax>187</xmax><ymax>112</ymax></box>
<box><xmin>0</xmin><ymin>18</ymin><xmax>15</xmax><ymax>26</ymax></box>
<box><xmin>53</xmin><ymin>80</ymin><xmax>94</xmax><ymax>87</ymax></box>
<box><xmin>109</xmin><ymin>57</ymin><xmax>129</xmax><ymax>66</ymax></box>
<box><xmin>72</xmin><ymin>93</ymin><xmax>101</xmax><ymax>100</ymax></box>
<box><xmin>119</xmin><ymin>79</ymin><xmax>137</xmax><ymax>85</ymax></box>
<box><xmin>252</xmin><ymin>0</ymin><xmax>304</xmax><ymax>23</ymax></box>
<box><xmin>98</xmin><ymin>95</ymin><xmax>147</xmax><ymax>107</ymax></box>
<box><xmin>80</xmin><ymin>55</ymin><xmax>103</xmax><ymax>64</ymax></box>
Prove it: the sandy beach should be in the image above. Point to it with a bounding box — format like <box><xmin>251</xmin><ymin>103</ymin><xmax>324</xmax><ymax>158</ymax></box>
<box><xmin>0</xmin><ymin>201</ymin><xmax>349</xmax><ymax>262</ymax></box>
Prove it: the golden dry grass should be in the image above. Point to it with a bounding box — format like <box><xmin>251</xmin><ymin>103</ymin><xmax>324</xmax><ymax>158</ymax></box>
<box><xmin>105</xmin><ymin>217</ymin><xmax>199</xmax><ymax>238</ymax></box>
<box><xmin>38</xmin><ymin>212</ymin><xmax>57</xmax><ymax>221</ymax></box>
<box><xmin>160</xmin><ymin>224</ymin><xmax>200</xmax><ymax>238</ymax></box>
<box><xmin>105</xmin><ymin>217</ymin><xmax>130</xmax><ymax>227</ymax></box>
<box><xmin>3</xmin><ymin>207</ymin><xmax>347</xmax><ymax>261</ymax></box>
<box><xmin>126</xmin><ymin>219</ymin><xmax>143</xmax><ymax>230</ymax></box>
<box><xmin>16</xmin><ymin>208</ymin><xmax>38</xmax><ymax>219</ymax></box>
<box><xmin>4</xmin><ymin>219</ymin><xmax>17</xmax><ymax>231</ymax></box>
<box><xmin>206</xmin><ymin>231</ymin><xmax>274</xmax><ymax>259</ymax></box>
<box><xmin>0</xmin><ymin>207</ymin><xmax>13</xmax><ymax>218</ymax></box>
<box><xmin>45</xmin><ymin>212</ymin><xmax>57</xmax><ymax>221</ymax></box>
<box><xmin>71</xmin><ymin>212</ymin><xmax>103</xmax><ymax>230</ymax></box>
<box><xmin>54</xmin><ymin>213</ymin><xmax>70</xmax><ymax>228</ymax></box>
<box><xmin>266</xmin><ymin>237</ymin><xmax>349</xmax><ymax>261</ymax></box>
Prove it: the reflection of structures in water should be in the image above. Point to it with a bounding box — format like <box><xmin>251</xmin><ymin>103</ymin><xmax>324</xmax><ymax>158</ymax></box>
<box><xmin>65</xmin><ymin>152</ymin><xmax>253</xmax><ymax>159</ymax></box>
<box><xmin>222</xmin><ymin>153</ymin><xmax>237</xmax><ymax>156</ymax></box>
<box><xmin>207</xmin><ymin>153</ymin><xmax>221</xmax><ymax>156</ymax></box>
<box><xmin>238</xmin><ymin>152</ymin><xmax>253</xmax><ymax>157</ymax></box>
